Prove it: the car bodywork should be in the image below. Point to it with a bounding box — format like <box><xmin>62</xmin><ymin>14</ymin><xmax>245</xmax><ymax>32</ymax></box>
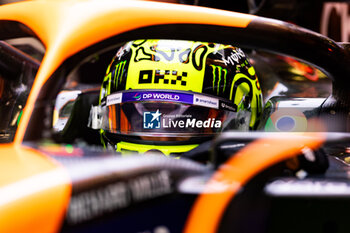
<box><xmin>1</xmin><ymin>0</ymin><xmax>350</xmax><ymax>233</ymax></box>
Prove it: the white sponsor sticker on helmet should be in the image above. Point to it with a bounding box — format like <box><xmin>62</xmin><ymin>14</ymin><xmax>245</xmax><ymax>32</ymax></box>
<box><xmin>107</xmin><ymin>93</ymin><xmax>123</xmax><ymax>106</ymax></box>
<box><xmin>193</xmin><ymin>94</ymin><xmax>219</xmax><ymax>109</ymax></box>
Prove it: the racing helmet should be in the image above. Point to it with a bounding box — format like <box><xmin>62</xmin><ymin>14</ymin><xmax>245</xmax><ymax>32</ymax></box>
<box><xmin>91</xmin><ymin>39</ymin><xmax>263</xmax><ymax>156</ymax></box>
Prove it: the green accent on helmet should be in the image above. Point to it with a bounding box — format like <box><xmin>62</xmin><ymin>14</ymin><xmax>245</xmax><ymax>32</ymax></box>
<box><xmin>17</xmin><ymin>110</ymin><xmax>23</xmax><ymax>126</ymax></box>
<box><xmin>229</xmin><ymin>72</ymin><xmax>261</xmax><ymax>128</ymax></box>
<box><xmin>116</xmin><ymin>141</ymin><xmax>198</xmax><ymax>156</ymax></box>
<box><xmin>248</xmin><ymin>66</ymin><xmax>256</xmax><ymax>76</ymax></box>
<box><xmin>114</xmin><ymin>61</ymin><xmax>126</xmax><ymax>88</ymax></box>
<box><xmin>210</xmin><ymin>64</ymin><xmax>228</xmax><ymax>95</ymax></box>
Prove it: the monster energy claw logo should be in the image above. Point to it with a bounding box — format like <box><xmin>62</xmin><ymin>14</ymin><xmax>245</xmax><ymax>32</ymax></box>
<box><xmin>114</xmin><ymin>61</ymin><xmax>127</xmax><ymax>88</ymax></box>
<box><xmin>211</xmin><ymin>65</ymin><xmax>227</xmax><ymax>95</ymax></box>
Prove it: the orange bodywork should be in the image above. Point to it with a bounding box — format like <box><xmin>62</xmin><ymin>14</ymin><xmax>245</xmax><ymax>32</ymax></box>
<box><xmin>0</xmin><ymin>0</ymin><xmax>255</xmax><ymax>145</ymax></box>
<box><xmin>0</xmin><ymin>2</ymin><xmax>255</xmax><ymax>232</ymax></box>
<box><xmin>0</xmin><ymin>144</ymin><xmax>71</xmax><ymax>233</ymax></box>
<box><xmin>184</xmin><ymin>132</ymin><xmax>326</xmax><ymax>233</ymax></box>
<box><xmin>0</xmin><ymin>1</ymin><xmax>327</xmax><ymax>233</ymax></box>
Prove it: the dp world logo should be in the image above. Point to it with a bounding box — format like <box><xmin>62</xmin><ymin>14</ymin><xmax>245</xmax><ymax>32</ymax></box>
<box><xmin>133</xmin><ymin>93</ymin><xmax>141</xmax><ymax>101</ymax></box>
<box><xmin>143</xmin><ymin>110</ymin><xmax>161</xmax><ymax>129</ymax></box>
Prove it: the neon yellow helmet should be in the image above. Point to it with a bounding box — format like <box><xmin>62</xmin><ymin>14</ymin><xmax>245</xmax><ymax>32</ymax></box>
<box><xmin>94</xmin><ymin>39</ymin><xmax>262</xmax><ymax>156</ymax></box>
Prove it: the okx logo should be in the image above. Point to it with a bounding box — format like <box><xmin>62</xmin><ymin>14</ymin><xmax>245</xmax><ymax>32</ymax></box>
<box><xmin>143</xmin><ymin>110</ymin><xmax>162</xmax><ymax>129</ymax></box>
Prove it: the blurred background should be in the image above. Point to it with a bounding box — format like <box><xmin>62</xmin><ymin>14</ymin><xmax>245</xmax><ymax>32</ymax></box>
<box><xmin>0</xmin><ymin>0</ymin><xmax>348</xmax><ymax>42</ymax></box>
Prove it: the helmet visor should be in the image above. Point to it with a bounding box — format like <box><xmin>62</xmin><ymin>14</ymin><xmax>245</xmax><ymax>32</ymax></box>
<box><xmin>98</xmin><ymin>90</ymin><xmax>245</xmax><ymax>138</ymax></box>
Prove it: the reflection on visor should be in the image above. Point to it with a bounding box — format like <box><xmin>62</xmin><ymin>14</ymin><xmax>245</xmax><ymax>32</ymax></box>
<box><xmin>88</xmin><ymin>90</ymin><xmax>251</xmax><ymax>138</ymax></box>
<box><xmin>101</xmin><ymin>102</ymin><xmax>238</xmax><ymax>137</ymax></box>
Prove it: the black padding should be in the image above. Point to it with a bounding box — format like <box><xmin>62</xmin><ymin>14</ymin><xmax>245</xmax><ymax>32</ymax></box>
<box><xmin>60</xmin><ymin>90</ymin><xmax>101</xmax><ymax>145</ymax></box>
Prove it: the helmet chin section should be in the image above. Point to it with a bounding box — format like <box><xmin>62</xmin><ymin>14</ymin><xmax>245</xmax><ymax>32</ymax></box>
<box><xmin>116</xmin><ymin>141</ymin><xmax>198</xmax><ymax>156</ymax></box>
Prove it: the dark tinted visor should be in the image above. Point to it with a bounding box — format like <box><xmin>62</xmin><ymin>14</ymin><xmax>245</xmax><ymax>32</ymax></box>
<box><xmin>100</xmin><ymin>90</ymin><xmax>239</xmax><ymax>137</ymax></box>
